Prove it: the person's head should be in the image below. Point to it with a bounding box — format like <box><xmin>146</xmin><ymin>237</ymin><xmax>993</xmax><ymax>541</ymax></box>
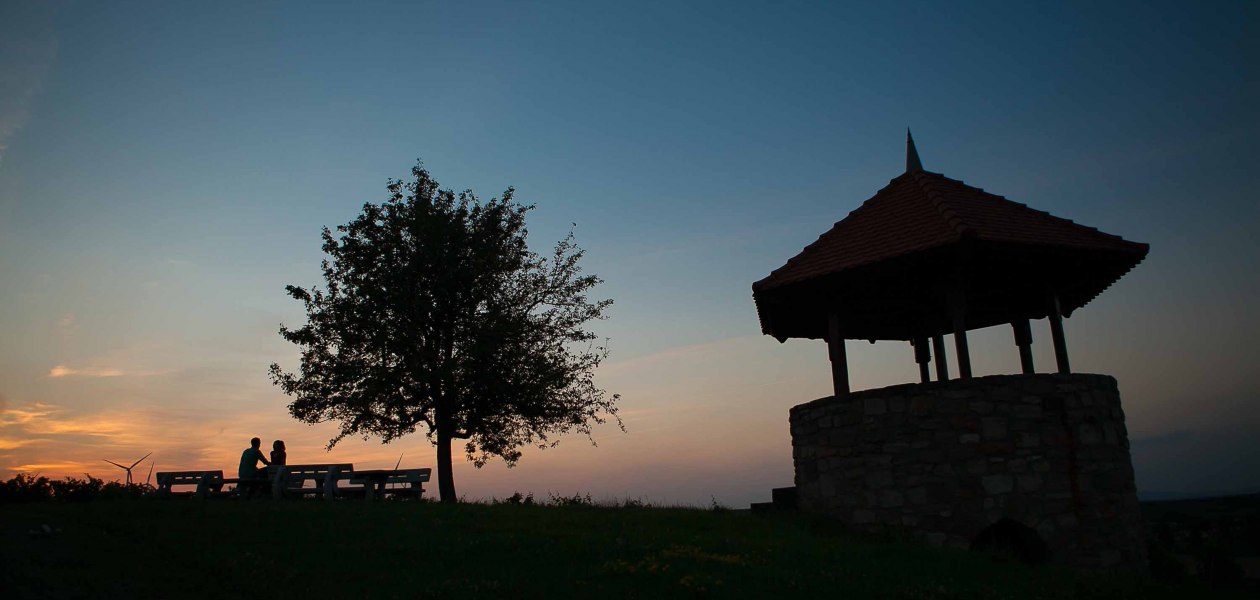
<box><xmin>273</xmin><ymin>440</ymin><xmax>285</xmax><ymax>452</ymax></box>
<box><xmin>250</xmin><ymin>437</ymin><xmax>261</xmax><ymax>449</ymax></box>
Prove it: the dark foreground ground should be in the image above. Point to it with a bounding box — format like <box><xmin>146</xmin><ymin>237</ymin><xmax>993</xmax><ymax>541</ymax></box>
<box><xmin>0</xmin><ymin>499</ymin><xmax>1246</xmax><ymax>599</ymax></box>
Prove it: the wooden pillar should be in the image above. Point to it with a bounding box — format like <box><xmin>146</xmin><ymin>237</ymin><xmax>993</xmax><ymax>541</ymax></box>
<box><xmin>913</xmin><ymin>337</ymin><xmax>931</xmax><ymax>383</ymax></box>
<box><xmin>1011</xmin><ymin>318</ymin><xmax>1034</xmax><ymax>374</ymax></box>
<box><xmin>949</xmin><ymin>289</ymin><xmax>972</xmax><ymax>379</ymax></box>
<box><xmin>1048</xmin><ymin>293</ymin><xmax>1071</xmax><ymax>374</ymax></box>
<box><xmin>932</xmin><ymin>335</ymin><xmax>949</xmax><ymax>381</ymax></box>
<box><xmin>827</xmin><ymin>312</ymin><xmax>850</xmax><ymax>395</ymax></box>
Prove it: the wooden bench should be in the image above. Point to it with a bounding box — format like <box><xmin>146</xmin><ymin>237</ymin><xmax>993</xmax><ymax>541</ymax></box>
<box><xmin>270</xmin><ymin>464</ymin><xmax>355</xmax><ymax>500</ymax></box>
<box><xmin>348</xmin><ymin>468</ymin><xmax>431</xmax><ymax>501</ymax></box>
<box><xmin>155</xmin><ymin>471</ymin><xmax>225</xmax><ymax>499</ymax></box>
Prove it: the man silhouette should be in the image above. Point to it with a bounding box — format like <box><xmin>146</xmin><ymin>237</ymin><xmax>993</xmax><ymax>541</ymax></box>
<box><xmin>238</xmin><ymin>437</ymin><xmax>271</xmax><ymax>481</ymax></box>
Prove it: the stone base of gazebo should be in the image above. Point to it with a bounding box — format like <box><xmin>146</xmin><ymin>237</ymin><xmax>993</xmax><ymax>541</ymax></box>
<box><xmin>790</xmin><ymin>373</ymin><xmax>1148</xmax><ymax>573</ymax></box>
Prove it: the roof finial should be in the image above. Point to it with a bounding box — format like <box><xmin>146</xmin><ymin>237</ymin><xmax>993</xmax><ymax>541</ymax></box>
<box><xmin>906</xmin><ymin>128</ymin><xmax>923</xmax><ymax>173</ymax></box>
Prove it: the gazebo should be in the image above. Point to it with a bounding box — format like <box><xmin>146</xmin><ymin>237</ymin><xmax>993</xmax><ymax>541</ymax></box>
<box><xmin>752</xmin><ymin>132</ymin><xmax>1148</xmax><ymax>394</ymax></box>
<box><xmin>761</xmin><ymin>133</ymin><xmax>1152</xmax><ymax>572</ymax></box>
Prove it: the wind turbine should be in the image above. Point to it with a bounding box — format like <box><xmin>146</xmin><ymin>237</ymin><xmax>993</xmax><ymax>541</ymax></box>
<box><xmin>103</xmin><ymin>452</ymin><xmax>151</xmax><ymax>485</ymax></box>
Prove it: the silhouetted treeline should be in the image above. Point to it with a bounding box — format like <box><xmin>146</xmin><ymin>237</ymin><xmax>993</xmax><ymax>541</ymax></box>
<box><xmin>0</xmin><ymin>473</ymin><xmax>152</xmax><ymax>503</ymax></box>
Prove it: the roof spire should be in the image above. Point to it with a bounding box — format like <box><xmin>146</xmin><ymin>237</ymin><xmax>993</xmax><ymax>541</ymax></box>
<box><xmin>906</xmin><ymin>128</ymin><xmax>923</xmax><ymax>173</ymax></box>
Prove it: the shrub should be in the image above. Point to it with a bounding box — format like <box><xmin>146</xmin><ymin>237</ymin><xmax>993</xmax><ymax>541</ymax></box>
<box><xmin>547</xmin><ymin>492</ymin><xmax>593</xmax><ymax>507</ymax></box>
<box><xmin>496</xmin><ymin>492</ymin><xmax>536</xmax><ymax>506</ymax></box>
<box><xmin>0</xmin><ymin>473</ymin><xmax>54</xmax><ymax>503</ymax></box>
<box><xmin>48</xmin><ymin>475</ymin><xmax>105</xmax><ymax>501</ymax></box>
<box><xmin>0</xmin><ymin>474</ymin><xmax>154</xmax><ymax>503</ymax></box>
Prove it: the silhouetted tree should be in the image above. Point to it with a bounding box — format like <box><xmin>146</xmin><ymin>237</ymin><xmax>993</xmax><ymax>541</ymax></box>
<box><xmin>269</xmin><ymin>162</ymin><xmax>620</xmax><ymax>502</ymax></box>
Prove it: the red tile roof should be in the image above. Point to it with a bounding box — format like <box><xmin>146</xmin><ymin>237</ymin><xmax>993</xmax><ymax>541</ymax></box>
<box><xmin>753</xmin><ymin>170</ymin><xmax>1148</xmax><ymax>293</ymax></box>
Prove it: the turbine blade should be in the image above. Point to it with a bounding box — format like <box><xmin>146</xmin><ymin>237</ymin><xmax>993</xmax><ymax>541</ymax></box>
<box><xmin>104</xmin><ymin>460</ymin><xmax>126</xmax><ymax>469</ymax></box>
<box><xmin>146</xmin><ymin>462</ymin><xmax>154</xmax><ymax>485</ymax></box>
<box><xmin>129</xmin><ymin>452</ymin><xmax>152</xmax><ymax>469</ymax></box>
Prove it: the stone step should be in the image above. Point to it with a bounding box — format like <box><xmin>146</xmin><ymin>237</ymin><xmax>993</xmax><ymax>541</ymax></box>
<box><xmin>772</xmin><ymin>486</ymin><xmax>797</xmax><ymax>509</ymax></box>
<box><xmin>749</xmin><ymin>501</ymin><xmax>775</xmax><ymax>514</ymax></box>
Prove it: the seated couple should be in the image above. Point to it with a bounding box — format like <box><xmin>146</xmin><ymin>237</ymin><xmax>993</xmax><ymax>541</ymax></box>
<box><xmin>238</xmin><ymin>437</ymin><xmax>286</xmax><ymax>480</ymax></box>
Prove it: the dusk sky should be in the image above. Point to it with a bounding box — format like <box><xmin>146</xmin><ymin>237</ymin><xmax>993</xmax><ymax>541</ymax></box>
<box><xmin>1</xmin><ymin>1</ymin><xmax>1256</xmax><ymax>506</ymax></box>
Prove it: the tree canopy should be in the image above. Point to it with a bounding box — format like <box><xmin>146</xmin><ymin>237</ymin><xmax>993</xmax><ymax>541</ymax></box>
<box><xmin>269</xmin><ymin>163</ymin><xmax>620</xmax><ymax>502</ymax></box>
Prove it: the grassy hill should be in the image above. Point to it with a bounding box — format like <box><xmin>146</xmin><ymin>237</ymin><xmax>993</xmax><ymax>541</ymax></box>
<box><xmin>0</xmin><ymin>499</ymin><xmax>1242</xmax><ymax>599</ymax></box>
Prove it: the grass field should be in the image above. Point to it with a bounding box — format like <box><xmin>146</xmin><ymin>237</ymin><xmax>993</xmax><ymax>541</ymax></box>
<box><xmin>0</xmin><ymin>499</ymin><xmax>1242</xmax><ymax>599</ymax></box>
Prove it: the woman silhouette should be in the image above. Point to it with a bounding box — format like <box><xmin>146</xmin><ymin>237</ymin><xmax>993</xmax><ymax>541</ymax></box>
<box><xmin>270</xmin><ymin>440</ymin><xmax>287</xmax><ymax>466</ymax></box>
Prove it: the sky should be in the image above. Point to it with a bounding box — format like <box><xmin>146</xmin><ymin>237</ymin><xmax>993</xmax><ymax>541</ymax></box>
<box><xmin>0</xmin><ymin>0</ymin><xmax>1256</xmax><ymax>506</ymax></box>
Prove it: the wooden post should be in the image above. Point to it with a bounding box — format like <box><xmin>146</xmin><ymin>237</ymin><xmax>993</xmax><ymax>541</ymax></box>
<box><xmin>949</xmin><ymin>289</ymin><xmax>972</xmax><ymax>379</ymax></box>
<box><xmin>273</xmin><ymin>466</ymin><xmax>287</xmax><ymax>499</ymax></box>
<box><xmin>913</xmin><ymin>337</ymin><xmax>931</xmax><ymax>383</ymax></box>
<box><xmin>324</xmin><ymin>465</ymin><xmax>339</xmax><ymax>501</ymax></box>
<box><xmin>932</xmin><ymin>335</ymin><xmax>948</xmax><ymax>381</ymax></box>
<box><xmin>1012</xmin><ymin>318</ymin><xmax>1035</xmax><ymax>374</ymax></box>
<box><xmin>1048</xmin><ymin>293</ymin><xmax>1071</xmax><ymax>374</ymax></box>
<box><xmin>827</xmin><ymin>312</ymin><xmax>850</xmax><ymax>396</ymax></box>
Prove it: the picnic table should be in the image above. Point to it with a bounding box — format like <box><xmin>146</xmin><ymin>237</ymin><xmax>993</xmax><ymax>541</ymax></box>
<box><xmin>270</xmin><ymin>464</ymin><xmax>355</xmax><ymax>500</ymax></box>
<box><xmin>348</xmin><ymin>468</ymin><xmax>431</xmax><ymax>501</ymax></box>
<box><xmin>155</xmin><ymin>464</ymin><xmax>431</xmax><ymax>501</ymax></box>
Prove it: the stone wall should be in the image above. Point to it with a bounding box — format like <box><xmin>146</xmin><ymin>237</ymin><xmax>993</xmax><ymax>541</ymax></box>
<box><xmin>790</xmin><ymin>373</ymin><xmax>1147</xmax><ymax>572</ymax></box>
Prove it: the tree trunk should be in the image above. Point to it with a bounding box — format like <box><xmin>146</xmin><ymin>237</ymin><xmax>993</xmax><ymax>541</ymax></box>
<box><xmin>436</xmin><ymin>426</ymin><xmax>457</xmax><ymax>503</ymax></box>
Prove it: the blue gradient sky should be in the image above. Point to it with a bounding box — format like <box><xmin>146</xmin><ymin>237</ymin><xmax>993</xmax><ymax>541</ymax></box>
<box><xmin>1</xmin><ymin>0</ymin><xmax>1256</xmax><ymax>504</ymax></box>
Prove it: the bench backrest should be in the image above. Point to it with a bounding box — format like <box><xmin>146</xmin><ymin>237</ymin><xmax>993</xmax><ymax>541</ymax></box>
<box><xmin>393</xmin><ymin>468</ymin><xmax>431</xmax><ymax>483</ymax></box>
<box><xmin>272</xmin><ymin>464</ymin><xmax>355</xmax><ymax>487</ymax></box>
<box><xmin>156</xmin><ymin>471</ymin><xmax>224</xmax><ymax>487</ymax></box>
<box><xmin>275</xmin><ymin>463</ymin><xmax>354</xmax><ymax>475</ymax></box>
<box><xmin>350</xmin><ymin>468</ymin><xmax>432</xmax><ymax>485</ymax></box>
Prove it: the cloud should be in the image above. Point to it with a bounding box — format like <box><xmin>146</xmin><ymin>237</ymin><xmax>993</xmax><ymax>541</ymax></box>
<box><xmin>46</xmin><ymin>364</ymin><xmax>174</xmax><ymax>378</ymax></box>
<box><xmin>0</xmin><ymin>437</ymin><xmax>47</xmax><ymax>450</ymax></box>
<box><xmin>0</xmin><ymin>2</ymin><xmax>58</xmax><ymax>167</ymax></box>
<box><xmin>48</xmin><ymin>365</ymin><xmax>125</xmax><ymax>378</ymax></box>
<box><xmin>0</xmin><ymin>401</ymin><xmax>58</xmax><ymax>425</ymax></box>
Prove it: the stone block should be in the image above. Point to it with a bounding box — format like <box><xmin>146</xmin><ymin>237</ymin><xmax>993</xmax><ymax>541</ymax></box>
<box><xmin>865</xmin><ymin>470</ymin><xmax>893</xmax><ymax>488</ymax></box>
<box><xmin>1078</xmin><ymin>423</ymin><xmax>1103</xmax><ymax>445</ymax></box>
<box><xmin>982</xmin><ymin>417</ymin><xmax>1008</xmax><ymax>439</ymax></box>
<box><xmin>982</xmin><ymin>474</ymin><xmax>1014</xmax><ymax>494</ymax></box>
<box><xmin>879</xmin><ymin>490</ymin><xmax>905</xmax><ymax>508</ymax></box>
<box><xmin>1012</xmin><ymin>404</ymin><xmax>1042</xmax><ymax>419</ymax></box>
<box><xmin>908</xmin><ymin>487</ymin><xmax>927</xmax><ymax>505</ymax></box>
<box><xmin>909</xmin><ymin>397</ymin><xmax>932</xmax><ymax>416</ymax></box>
<box><xmin>964</xmin><ymin>457</ymin><xmax>987</xmax><ymax>475</ymax></box>
<box><xmin>1018</xmin><ymin>475</ymin><xmax>1044</xmax><ymax>492</ymax></box>
<box><xmin>1017</xmin><ymin>432</ymin><xmax>1040</xmax><ymax>448</ymax></box>
<box><xmin>864</xmin><ymin>397</ymin><xmax>887</xmax><ymax>415</ymax></box>
<box><xmin>959</xmin><ymin>433</ymin><xmax>980</xmax><ymax>444</ymax></box>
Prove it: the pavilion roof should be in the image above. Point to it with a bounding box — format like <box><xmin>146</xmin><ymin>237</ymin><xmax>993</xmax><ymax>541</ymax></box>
<box><xmin>754</xmin><ymin>170</ymin><xmax>1146</xmax><ymax>293</ymax></box>
<box><xmin>752</xmin><ymin>168</ymin><xmax>1149</xmax><ymax>342</ymax></box>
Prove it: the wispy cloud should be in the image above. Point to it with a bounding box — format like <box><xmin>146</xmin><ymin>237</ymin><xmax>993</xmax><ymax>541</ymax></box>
<box><xmin>0</xmin><ymin>437</ymin><xmax>47</xmax><ymax>450</ymax></box>
<box><xmin>46</xmin><ymin>364</ymin><xmax>174</xmax><ymax>378</ymax></box>
<box><xmin>0</xmin><ymin>401</ymin><xmax>58</xmax><ymax>425</ymax></box>
<box><xmin>48</xmin><ymin>365</ymin><xmax>124</xmax><ymax>378</ymax></box>
<box><xmin>0</xmin><ymin>2</ymin><xmax>57</xmax><ymax>168</ymax></box>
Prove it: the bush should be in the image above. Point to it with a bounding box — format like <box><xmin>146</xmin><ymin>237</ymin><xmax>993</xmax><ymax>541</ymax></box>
<box><xmin>496</xmin><ymin>492</ymin><xmax>536</xmax><ymax>506</ymax></box>
<box><xmin>0</xmin><ymin>474</ymin><xmax>154</xmax><ymax>503</ymax></box>
<box><xmin>0</xmin><ymin>473</ymin><xmax>54</xmax><ymax>502</ymax></box>
<box><xmin>546</xmin><ymin>492</ymin><xmax>593</xmax><ymax>507</ymax></box>
<box><xmin>48</xmin><ymin>475</ymin><xmax>105</xmax><ymax>501</ymax></box>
